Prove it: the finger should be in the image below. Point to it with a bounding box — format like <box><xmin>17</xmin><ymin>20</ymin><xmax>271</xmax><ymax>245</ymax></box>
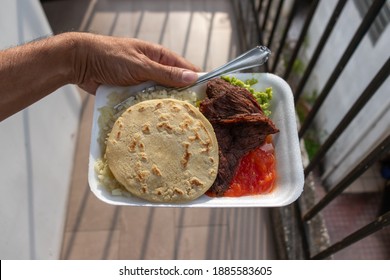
<box><xmin>157</xmin><ymin>47</ymin><xmax>201</xmax><ymax>72</ymax></box>
<box><xmin>141</xmin><ymin>60</ymin><xmax>199</xmax><ymax>88</ymax></box>
<box><xmin>137</xmin><ymin>41</ymin><xmax>201</xmax><ymax>72</ymax></box>
<box><xmin>78</xmin><ymin>80</ymin><xmax>99</xmax><ymax>95</ymax></box>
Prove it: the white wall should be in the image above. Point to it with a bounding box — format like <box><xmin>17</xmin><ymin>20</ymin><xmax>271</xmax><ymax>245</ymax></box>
<box><xmin>302</xmin><ymin>0</ymin><xmax>389</xmax><ymax>186</ymax></box>
<box><xmin>0</xmin><ymin>0</ymin><xmax>81</xmax><ymax>259</ymax></box>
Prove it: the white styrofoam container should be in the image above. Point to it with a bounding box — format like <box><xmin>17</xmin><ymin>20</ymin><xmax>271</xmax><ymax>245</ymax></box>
<box><xmin>88</xmin><ymin>73</ymin><xmax>304</xmax><ymax>207</ymax></box>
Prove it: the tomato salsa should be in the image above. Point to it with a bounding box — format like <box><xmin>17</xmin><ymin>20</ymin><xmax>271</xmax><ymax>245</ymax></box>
<box><xmin>211</xmin><ymin>136</ymin><xmax>277</xmax><ymax>197</ymax></box>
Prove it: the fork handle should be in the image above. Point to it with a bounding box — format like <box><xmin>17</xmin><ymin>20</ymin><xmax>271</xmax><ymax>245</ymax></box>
<box><xmin>178</xmin><ymin>46</ymin><xmax>271</xmax><ymax>91</ymax></box>
<box><xmin>114</xmin><ymin>46</ymin><xmax>271</xmax><ymax>110</ymax></box>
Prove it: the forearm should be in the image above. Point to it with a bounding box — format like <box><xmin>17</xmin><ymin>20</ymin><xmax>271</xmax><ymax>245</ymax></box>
<box><xmin>0</xmin><ymin>33</ymin><xmax>75</xmax><ymax>121</ymax></box>
<box><xmin>0</xmin><ymin>32</ymin><xmax>199</xmax><ymax>121</ymax></box>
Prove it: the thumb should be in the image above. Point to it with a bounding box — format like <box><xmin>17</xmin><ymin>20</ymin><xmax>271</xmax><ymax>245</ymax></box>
<box><xmin>144</xmin><ymin>62</ymin><xmax>199</xmax><ymax>88</ymax></box>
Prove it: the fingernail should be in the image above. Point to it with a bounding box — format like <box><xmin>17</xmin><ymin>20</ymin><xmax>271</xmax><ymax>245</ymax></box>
<box><xmin>182</xmin><ymin>71</ymin><xmax>198</xmax><ymax>83</ymax></box>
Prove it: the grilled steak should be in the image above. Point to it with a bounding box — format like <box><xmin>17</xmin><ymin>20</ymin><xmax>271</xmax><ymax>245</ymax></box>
<box><xmin>199</xmin><ymin>78</ymin><xmax>279</xmax><ymax>196</ymax></box>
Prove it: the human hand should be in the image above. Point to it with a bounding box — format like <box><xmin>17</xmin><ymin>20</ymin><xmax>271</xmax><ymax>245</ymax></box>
<box><xmin>0</xmin><ymin>32</ymin><xmax>200</xmax><ymax>121</ymax></box>
<box><xmin>70</xmin><ymin>33</ymin><xmax>200</xmax><ymax>94</ymax></box>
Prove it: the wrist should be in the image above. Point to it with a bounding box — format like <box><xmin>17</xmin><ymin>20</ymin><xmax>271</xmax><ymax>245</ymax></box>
<box><xmin>63</xmin><ymin>32</ymin><xmax>100</xmax><ymax>88</ymax></box>
<box><xmin>55</xmin><ymin>32</ymin><xmax>84</xmax><ymax>85</ymax></box>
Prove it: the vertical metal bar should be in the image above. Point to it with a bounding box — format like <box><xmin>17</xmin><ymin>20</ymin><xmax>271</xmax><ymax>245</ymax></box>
<box><xmin>267</xmin><ymin>0</ymin><xmax>284</xmax><ymax>50</ymax></box>
<box><xmin>294</xmin><ymin>0</ymin><xmax>348</xmax><ymax>104</ymax></box>
<box><xmin>250</xmin><ymin>0</ymin><xmax>264</xmax><ymax>46</ymax></box>
<box><xmin>243</xmin><ymin>0</ymin><xmax>250</xmax><ymax>47</ymax></box>
<box><xmin>311</xmin><ymin>211</ymin><xmax>390</xmax><ymax>260</ymax></box>
<box><xmin>248</xmin><ymin>1</ymin><xmax>256</xmax><ymax>48</ymax></box>
<box><xmin>234</xmin><ymin>0</ymin><xmax>249</xmax><ymax>51</ymax></box>
<box><xmin>256</xmin><ymin>0</ymin><xmax>264</xmax><ymax>44</ymax></box>
<box><xmin>249</xmin><ymin>0</ymin><xmax>267</xmax><ymax>71</ymax></box>
<box><xmin>294</xmin><ymin>200</ymin><xmax>311</xmax><ymax>259</ymax></box>
<box><xmin>303</xmin><ymin>134</ymin><xmax>390</xmax><ymax>222</ymax></box>
<box><xmin>283</xmin><ymin>0</ymin><xmax>320</xmax><ymax>81</ymax></box>
<box><xmin>271</xmin><ymin>0</ymin><xmax>299</xmax><ymax>73</ymax></box>
<box><xmin>304</xmin><ymin>57</ymin><xmax>390</xmax><ymax>177</ymax></box>
<box><xmin>261</xmin><ymin>0</ymin><xmax>272</xmax><ymax>31</ymax></box>
<box><xmin>257</xmin><ymin>0</ymin><xmax>264</xmax><ymax>15</ymax></box>
<box><xmin>298</xmin><ymin>0</ymin><xmax>386</xmax><ymax>138</ymax></box>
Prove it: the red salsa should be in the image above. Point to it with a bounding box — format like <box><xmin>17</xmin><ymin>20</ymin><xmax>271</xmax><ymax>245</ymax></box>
<box><xmin>221</xmin><ymin>136</ymin><xmax>276</xmax><ymax>197</ymax></box>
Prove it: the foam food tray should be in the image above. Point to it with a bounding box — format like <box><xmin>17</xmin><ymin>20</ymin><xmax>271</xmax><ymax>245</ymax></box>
<box><xmin>88</xmin><ymin>73</ymin><xmax>304</xmax><ymax>207</ymax></box>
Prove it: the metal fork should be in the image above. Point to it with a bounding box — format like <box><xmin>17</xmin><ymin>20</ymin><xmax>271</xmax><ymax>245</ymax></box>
<box><xmin>114</xmin><ymin>45</ymin><xmax>271</xmax><ymax>110</ymax></box>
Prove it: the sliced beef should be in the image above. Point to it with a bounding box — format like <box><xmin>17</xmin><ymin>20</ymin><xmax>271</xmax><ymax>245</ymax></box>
<box><xmin>199</xmin><ymin>78</ymin><xmax>279</xmax><ymax>196</ymax></box>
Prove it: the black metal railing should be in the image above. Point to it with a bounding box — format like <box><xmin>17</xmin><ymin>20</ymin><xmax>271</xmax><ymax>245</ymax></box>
<box><xmin>231</xmin><ymin>0</ymin><xmax>390</xmax><ymax>259</ymax></box>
